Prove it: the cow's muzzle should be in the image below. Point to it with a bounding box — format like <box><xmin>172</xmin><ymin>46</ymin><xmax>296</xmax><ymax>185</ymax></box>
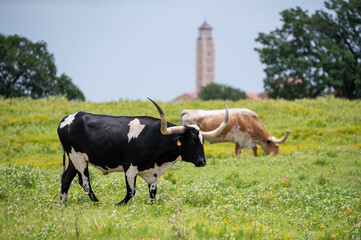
<box><xmin>194</xmin><ymin>159</ymin><xmax>207</xmax><ymax>167</ymax></box>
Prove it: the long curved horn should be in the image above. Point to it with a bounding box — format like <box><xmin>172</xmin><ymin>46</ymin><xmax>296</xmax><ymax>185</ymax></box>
<box><xmin>201</xmin><ymin>104</ymin><xmax>229</xmax><ymax>139</ymax></box>
<box><xmin>148</xmin><ymin>98</ymin><xmax>185</xmax><ymax>135</ymax></box>
<box><xmin>269</xmin><ymin>130</ymin><xmax>291</xmax><ymax>144</ymax></box>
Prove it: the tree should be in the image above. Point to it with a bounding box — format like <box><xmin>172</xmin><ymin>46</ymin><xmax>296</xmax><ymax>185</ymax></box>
<box><xmin>0</xmin><ymin>34</ymin><xmax>85</xmax><ymax>100</ymax></box>
<box><xmin>53</xmin><ymin>74</ymin><xmax>85</xmax><ymax>101</ymax></box>
<box><xmin>198</xmin><ymin>83</ymin><xmax>246</xmax><ymax>101</ymax></box>
<box><xmin>255</xmin><ymin>0</ymin><xmax>361</xmax><ymax>100</ymax></box>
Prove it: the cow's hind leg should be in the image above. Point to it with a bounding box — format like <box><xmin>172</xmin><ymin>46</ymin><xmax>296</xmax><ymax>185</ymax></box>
<box><xmin>78</xmin><ymin>166</ymin><xmax>99</xmax><ymax>202</ymax></box>
<box><xmin>60</xmin><ymin>160</ymin><xmax>77</xmax><ymax>203</ymax></box>
<box><xmin>69</xmin><ymin>147</ymin><xmax>98</xmax><ymax>202</ymax></box>
<box><xmin>118</xmin><ymin>166</ymin><xmax>138</xmax><ymax>205</ymax></box>
<box><xmin>148</xmin><ymin>181</ymin><xmax>158</xmax><ymax>204</ymax></box>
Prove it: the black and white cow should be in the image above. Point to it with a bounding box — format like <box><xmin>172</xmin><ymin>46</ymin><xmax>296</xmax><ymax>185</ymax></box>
<box><xmin>58</xmin><ymin>98</ymin><xmax>229</xmax><ymax>205</ymax></box>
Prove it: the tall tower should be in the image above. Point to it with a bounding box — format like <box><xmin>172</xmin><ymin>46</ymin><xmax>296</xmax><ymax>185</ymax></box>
<box><xmin>196</xmin><ymin>21</ymin><xmax>215</xmax><ymax>95</ymax></box>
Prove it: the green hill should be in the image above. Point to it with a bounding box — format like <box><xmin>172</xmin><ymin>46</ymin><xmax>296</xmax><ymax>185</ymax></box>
<box><xmin>0</xmin><ymin>96</ymin><xmax>360</xmax><ymax>239</ymax></box>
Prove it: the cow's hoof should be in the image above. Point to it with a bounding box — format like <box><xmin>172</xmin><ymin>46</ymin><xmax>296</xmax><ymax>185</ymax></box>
<box><xmin>91</xmin><ymin>197</ymin><xmax>99</xmax><ymax>202</ymax></box>
<box><xmin>116</xmin><ymin>200</ymin><xmax>128</xmax><ymax>205</ymax></box>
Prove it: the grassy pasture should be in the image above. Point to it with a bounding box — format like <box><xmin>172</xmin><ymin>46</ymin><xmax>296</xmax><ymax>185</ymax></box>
<box><xmin>0</xmin><ymin>96</ymin><xmax>360</xmax><ymax>239</ymax></box>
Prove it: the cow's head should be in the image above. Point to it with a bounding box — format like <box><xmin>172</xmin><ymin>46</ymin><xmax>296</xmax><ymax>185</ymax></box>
<box><xmin>263</xmin><ymin>130</ymin><xmax>291</xmax><ymax>155</ymax></box>
<box><xmin>176</xmin><ymin>125</ymin><xmax>206</xmax><ymax>167</ymax></box>
<box><xmin>148</xmin><ymin>98</ymin><xmax>229</xmax><ymax>167</ymax></box>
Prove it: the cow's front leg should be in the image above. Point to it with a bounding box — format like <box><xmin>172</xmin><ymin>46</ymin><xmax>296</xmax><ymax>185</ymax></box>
<box><xmin>148</xmin><ymin>181</ymin><xmax>158</xmax><ymax>204</ymax></box>
<box><xmin>252</xmin><ymin>146</ymin><xmax>258</xmax><ymax>156</ymax></box>
<box><xmin>118</xmin><ymin>166</ymin><xmax>138</xmax><ymax>205</ymax></box>
<box><xmin>235</xmin><ymin>142</ymin><xmax>241</xmax><ymax>156</ymax></box>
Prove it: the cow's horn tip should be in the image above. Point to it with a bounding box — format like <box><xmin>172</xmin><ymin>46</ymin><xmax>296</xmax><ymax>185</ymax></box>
<box><xmin>224</xmin><ymin>104</ymin><xmax>229</xmax><ymax>121</ymax></box>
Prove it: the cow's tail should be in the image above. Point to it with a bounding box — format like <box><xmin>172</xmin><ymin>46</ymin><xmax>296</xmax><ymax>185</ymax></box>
<box><xmin>60</xmin><ymin>148</ymin><xmax>66</xmax><ymax>181</ymax></box>
<box><xmin>179</xmin><ymin>110</ymin><xmax>189</xmax><ymax>125</ymax></box>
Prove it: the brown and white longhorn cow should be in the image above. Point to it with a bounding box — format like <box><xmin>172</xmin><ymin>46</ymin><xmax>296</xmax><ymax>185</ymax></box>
<box><xmin>180</xmin><ymin>108</ymin><xmax>290</xmax><ymax>156</ymax></box>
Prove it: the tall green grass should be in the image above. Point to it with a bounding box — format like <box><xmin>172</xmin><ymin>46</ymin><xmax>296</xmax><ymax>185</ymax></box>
<box><xmin>0</xmin><ymin>96</ymin><xmax>360</xmax><ymax>239</ymax></box>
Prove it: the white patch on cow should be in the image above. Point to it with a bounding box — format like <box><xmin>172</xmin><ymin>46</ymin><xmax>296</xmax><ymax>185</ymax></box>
<box><xmin>198</xmin><ymin>127</ymin><xmax>203</xmax><ymax>144</ymax></box>
<box><xmin>127</xmin><ymin>118</ymin><xmax>145</xmax><ymax>142</ymax></box>
<box><xmin>61</xmin><ymin>193</ymin><xmax>67</xmax><ymax>202</ymax></box>
<box><xmin>91</xmin><ymin>164</ymin><xmax>124</xmax><ymax>175</ymax></box>
<box><xmin>60</xmin><ymin>112</ymin><xmax>78</xmax><ymax>128</ymax></box>
<box><xmin>233</xmin><ymin>131</ymin><xmax>255</xmax><ymax>150</ymax></box>
<box><xmin>188</xmin><ymin>125</ymin><xmax>203</xmax><ymax>144</ymax></box>
<box><xmin>150</xmin><ymin>183</ymin><xmax>157</xmax><ymax>190</ymax></box>
<box><xmin>208</xmin><ymin>125</ymin><xmax>255</xmax><ymax>149</ymax></box>
<box><xmin>68</xmin><ymin>147</ymin><xmax>90</xmax><ymax>191</ymax></box>
<box><xmin>126</xmin><ymin>165</ymin><xmax>138</xmax><ymax>192</ymax></box>
<box><xmin>138</xmin><ymin>156</ymin><xmax>182</xmax><ymax>184</ymax></box>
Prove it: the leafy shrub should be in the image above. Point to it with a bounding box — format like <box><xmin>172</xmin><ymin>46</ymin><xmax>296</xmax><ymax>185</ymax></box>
<box><xmin>199</xmin><ymin>83</ymin><xmax>246</xmax><ymax>101</ymax></box>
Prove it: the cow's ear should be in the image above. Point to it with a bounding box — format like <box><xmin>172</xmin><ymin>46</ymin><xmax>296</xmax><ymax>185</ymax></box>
<box><xmin>173</xmin><ymin>135</ymin><xmax>182</xmax><ymax>141</ymax></box>
<box><xmin>266</xmin><ymin>138</ymin><xmax>271</xmax><ymax>144</ymax></box>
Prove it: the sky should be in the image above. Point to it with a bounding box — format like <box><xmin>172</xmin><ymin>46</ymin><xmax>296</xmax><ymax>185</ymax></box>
<box><xmin>0</xmin><ymin>0</ymin><xmax>326</xmax><ymax>102</ymax></box>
